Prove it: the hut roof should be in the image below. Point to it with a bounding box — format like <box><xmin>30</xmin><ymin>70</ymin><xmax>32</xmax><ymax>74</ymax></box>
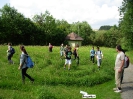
<box><xmin>65</xmin><ymin>32</ymin><xmax>83</xmax><ymax>41</ymax></box>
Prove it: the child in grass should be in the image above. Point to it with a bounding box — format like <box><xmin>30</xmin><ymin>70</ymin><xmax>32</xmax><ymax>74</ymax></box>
<box><xmin>60</xmin><ymin>43</ymin><xmax>64</xmax><ymax>58</ymax></box>
<box><xmin>18</xmin><ymin>45</ymin><xmax>34</xmax><ymax>84</ymax></box>
<box><xmin>49</xmin><ymin>43</ymin><xmax>53</xmax><ymax>52</ymax></box>
<box><xmin>95</xmin><ymin>46</ymin><xmax>103</xmax><ymax>69</ymax></box>
<box><xmin>90</xmin><ymin>46</ymin><xmax>95</xmax><ymax>64</ymax></box>
<box><xmin>73</xmin><ymin>44</ymin><xmax>79</xmax><ymax>65</ymax></box>
<box><xmin>64</xmin><ymin>46</ymin><xmax>72</xmax><ymax>70</ymax></box>
<box><xmin>7</xmin><ymin>42</ymin><xmax>14</xmax><ymax>64</ymax></box>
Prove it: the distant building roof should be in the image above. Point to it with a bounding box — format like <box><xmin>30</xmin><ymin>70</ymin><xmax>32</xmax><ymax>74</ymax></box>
<box><xmin>65</xmin><ymin>32</ymin><xmax>83</xmax><ymax>41</ymax></box>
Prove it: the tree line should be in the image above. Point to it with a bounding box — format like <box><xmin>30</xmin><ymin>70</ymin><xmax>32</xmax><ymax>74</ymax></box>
<box><xmin>0</xmin><ymin>1</ymin><xmax>133</xmax><ymax>49</ymax></box>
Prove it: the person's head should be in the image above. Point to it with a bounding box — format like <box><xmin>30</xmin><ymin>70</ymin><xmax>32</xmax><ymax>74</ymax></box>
<box><xmin>97</xmin><ymin>46</ymin><xmax>99</xmax><ymax>51</ymax></box>
<box><xmin>116</xmin><ymin>45</ymin><xmax>123</xmax><ymax>52</ymax></box>
<box><xmin>8</xmin><ymin>42</ymin><xmax>12</xmax><ymax>46</ymax></box>
<box><xmin>20</xmin><ymin>45</ymin><xmax>28</xmax><ymax>55</ymax></box>
<box><xmin>67</xmin><ymin>46</ymin><xmax>71</xmax><ymax>51</ymax></box>
<box><xmin>61</xmin><ymin>44</ymin><xmax>63</xmax><ymax>46</ymax></box>
<box><xmin>92</xmin><ymin>46</ymin><xmax>94</xmax><ymax>49</ymax></box>
<box><xmin>76</xmin><ymin>44</ymin><xmax>79</xmax><ymax>48</ymax></box>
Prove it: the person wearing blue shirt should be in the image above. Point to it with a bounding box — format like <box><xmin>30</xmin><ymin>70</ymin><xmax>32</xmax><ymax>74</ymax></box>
<box><xmin>90</xmin><ymin>46</ymin><xmax>95</xmax><ymax>64</ymax></box>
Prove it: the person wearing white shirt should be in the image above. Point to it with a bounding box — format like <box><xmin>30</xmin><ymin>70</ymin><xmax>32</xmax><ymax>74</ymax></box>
<box><xmin>95</xmin><ymin>46</ymin><xmax>103</xmax><ymax>69</ymax></box>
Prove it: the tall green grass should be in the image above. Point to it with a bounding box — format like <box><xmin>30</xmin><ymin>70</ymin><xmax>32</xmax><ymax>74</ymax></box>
<box><xmin>0</xmin><ymin>45</ymin><xmax>125</xmax><ymax>99</ymax></box>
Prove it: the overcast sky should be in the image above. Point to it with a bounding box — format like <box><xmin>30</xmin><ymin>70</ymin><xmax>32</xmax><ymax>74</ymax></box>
<box><xmin>0</xmin><ymin>0</ymin><xmax>123</xmax><ymax>29</ymax></box>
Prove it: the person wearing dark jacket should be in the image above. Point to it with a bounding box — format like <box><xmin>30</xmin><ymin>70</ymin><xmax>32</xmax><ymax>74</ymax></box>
<box><xmin>64</xmin><ymin>46</ymin><xmax>72</xmax><ymax>70</ymax></box>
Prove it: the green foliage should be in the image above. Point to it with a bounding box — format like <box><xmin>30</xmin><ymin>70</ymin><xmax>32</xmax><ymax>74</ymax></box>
<box><xmin>0</xmin><ymin>4</ymin><xmax>43</xmax><ymax>45</ymax></box>
<box><xmin>2</xmin><ymin>2</ymin><xmax>133</xmax><ymax>49</ymax></box>
<box><xmin>0</xmin><ymin>4</ymin><xmax>95</xmax><ymax>45</ymax></box>
<box><xmin>119</xmin><ymin>0</ymin><xmax>133</xmax><ymax>49</ymax></box>
<box><xmin>0</xmin><ymin>4</ymin><xmax>122</xmax><ymax>47</ymax></box>
<box><xmin>99</xmin><ymin>25</ymin><xmax>112</xmax><ymax>30</ymax></box>
<box><xmin>92</xmin><ymin>25</ymin><xmax>121</xmax><ymax>48</ymax></box>
<box><xmin>69</xmin><ymin>21</ymin><xmax>94</xmax><ymax>45</ymax></box>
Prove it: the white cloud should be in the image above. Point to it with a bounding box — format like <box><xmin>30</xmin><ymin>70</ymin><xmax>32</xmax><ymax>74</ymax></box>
<box><xmin>9</xmin><ymin>0</ymin><xmax>123</xmax><ymax>29</ymax></box>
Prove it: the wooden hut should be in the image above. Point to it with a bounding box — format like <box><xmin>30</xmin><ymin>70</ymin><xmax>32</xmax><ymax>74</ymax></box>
<box><xmin>65</xmin><ymin>32</ymin><xmax>83</xmax><ymax>47</ymax></box>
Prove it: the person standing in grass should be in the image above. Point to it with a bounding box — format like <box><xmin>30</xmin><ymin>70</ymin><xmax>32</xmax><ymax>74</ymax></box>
<box><xmin>95</xmin><ymin>46</ymin><xmax>103</xmax><ymax>69</ymax></box>
<box><xmin>7</xmin><ymin>42</ymin><xmax>14</xmax><ymax>64</ymax></box>
<box><xmin>73</xmin><ymin>44</ymin><xmax>79</xmax><ymax>65</ymax></box>
<box><xmin>64</xmin><ymin>46</ymin><xmax>72</xmax><ymax>70</ymax></box>
<box><xmin>90</xmin><ymin>46</ymin><xmax>95</xmax><ymax>64</ymax></box>
<box><xmin>60</xmin><ymin>43</ymin><xmax>64</xmax><ymax>58</ymax></box>
<box><xmin>18</xmin><ymin>45</ymin><xmax>34</xmax><ymax>84</ymax></box>
<box><xmin>113</xmin><ymin>45</ymin><xmax>125</xmax><ymax>93</ymax></box>
<box><xmin>64</xmin><ymin>45</ymin><xmax>68</xmax><ymax>54</ymax></box>
<box><xmin>63</xmin><ymin>45</ymin><xmax>68</xmax><ymax>59</ymax></box>
<box><xmin>49</xmin><ymin>43</ymin><xmax>53</xmax><ymax>52</ymax></box>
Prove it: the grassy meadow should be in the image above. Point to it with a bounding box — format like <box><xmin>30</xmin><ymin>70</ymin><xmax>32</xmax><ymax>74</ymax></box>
<box><xmin>0</xmin><ymin>45</ymin><xmax>131</xmax><ymax>99</ymax></box>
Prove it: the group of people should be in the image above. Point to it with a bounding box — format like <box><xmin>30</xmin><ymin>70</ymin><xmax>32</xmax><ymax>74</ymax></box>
<box><xmin>90</xmin><ymin>46</ymin><xmax>103</xmax><ymax>70</ymax></box>
<box><xmin>60</xmin><ymin>44</ymin><xmax>104</xmax><ymax>71</ymax></box>
<box><xmin>60</xmin><ymin>44</ymin><xmax>79</xmax><ymax>70</ymax></box>
<box><xmin>7</xmin><ymin>42</ymin><xmax>127</xmax><ymax>93</ymax></box>
<box><xmin>7</xmin><ymin>43</ymin><xmax>34</xmax><ymax>84</ymax></box>
<box><xmin>90</xmin><ymin>45</ymin><xmax>127</xmax><ymax>93</ymax></box>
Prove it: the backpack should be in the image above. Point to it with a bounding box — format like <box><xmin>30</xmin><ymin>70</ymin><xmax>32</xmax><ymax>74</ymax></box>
<box><xmin>11</xmin><ymin>47</ymin><xmax>15</xmax><ymax>54</ymax></box>
<box><xmin>26</xmin><ymin>56</ymin><xmax>34</xmax><ymax>68</ymax></box>
<box><xmin>124</xmin><ymin>56</ymin><xmax>130</xmax><ymax>68</ymax></box>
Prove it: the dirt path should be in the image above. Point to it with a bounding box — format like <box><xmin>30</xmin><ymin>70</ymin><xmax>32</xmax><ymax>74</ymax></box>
<box><xmin>121</xmin><ymin>64</ymin><xmax>133</xmax><ymax>99</ymax></box>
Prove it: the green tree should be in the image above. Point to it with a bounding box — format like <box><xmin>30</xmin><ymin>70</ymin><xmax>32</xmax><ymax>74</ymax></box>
<box><xmin>0</xmin><ymin>4</ymin><xmax>24</xmax><ymax>44</ymax></box>
<box><xmin>0</xmin><ymin>4</ymin><xmax>39</xmax><ymax>45</ymax></box>
<box><xmin>119</xmin><ymin>0</ymin><xmax>133</xmax><ymax>49</ymax></box>
<box><xmin>93</xmin><ymin>25</ymin><xmax>120</xmax><ymax>47</ymax></box>
<box><xmin>99</xmin><ymin>25</ymin><xmax>112</xmax><ymax>30</ymax></box>
<box><xmin>33</xmin><ymin>11</ymin><xmax>57</xmax><ymax>45</ymax></box>
<box><xmin>69</xmin><ymin>21</ymin><xmax>93</xmax><ymax>45</ymax></box>
<box><xmin>55</xmin><ymin>19</ymin><xmax>70</xmax><ymax>45</ymax></box>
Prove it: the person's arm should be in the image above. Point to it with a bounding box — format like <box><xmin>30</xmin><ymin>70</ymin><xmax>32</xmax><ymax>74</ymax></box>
<box><xmin>118</xmin><ymin>59</ymin><xmax>124</xmax><ymax>72</ymax></box>
<box><xmin>118</xmin><ymin>53</ymin><xmax>125</xmax><ymax>72</ymax></box>
<box><xmin>101</xmin><ymin>51</ymin><xmax>103</xmax><ymax>58</ymax></box>
<box><xmin>18</xmin><ymin>63</ymin><xmax>23</xmax><ymax>70</ymax></box>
